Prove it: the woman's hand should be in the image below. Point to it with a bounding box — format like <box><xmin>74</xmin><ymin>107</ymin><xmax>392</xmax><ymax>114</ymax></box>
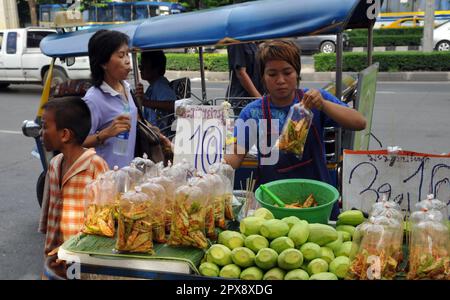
<box><xmin>303</xmin><ymin>89</ymin><xmax>367</xmax><ymax>130</ymax></box>
<box><xmin>103</xmin><ymin>114</ymin><xmax>131</xmax><ymax>138</ymax></box>
<box><xmin>302</xmin><ymin>89</ymin><xmax>324</xmax><ymax>111</ymax></box>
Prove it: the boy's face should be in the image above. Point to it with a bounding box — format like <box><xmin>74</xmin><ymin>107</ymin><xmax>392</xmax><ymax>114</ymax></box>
<box><xmin>41</xmin><ymin>109</ymin><xmax>64</xmax><ymax>151</ymax></box>
<box><xmin>139</xmin><ymin>60</ymin><xmax>158</xmax><ymax>82</ymax></box>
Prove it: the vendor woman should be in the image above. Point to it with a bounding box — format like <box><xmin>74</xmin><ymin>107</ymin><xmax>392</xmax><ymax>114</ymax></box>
<box><xmin>224</xmin><ymin>40</ymin><xmax>366</xmax><ymax>219</ymax></box>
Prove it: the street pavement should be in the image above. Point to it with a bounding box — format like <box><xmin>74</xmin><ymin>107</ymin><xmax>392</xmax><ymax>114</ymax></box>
<box><xmin>0</xmin><ymin>80</ymin><xmax>449</xmax><ymax>279</ymax></box>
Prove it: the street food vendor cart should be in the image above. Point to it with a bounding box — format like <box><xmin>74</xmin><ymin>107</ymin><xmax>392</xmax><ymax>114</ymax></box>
<box><xmin>23</xmin><ymin>0</ymin><xmax>380</xmax><ymax>206</ymax></box>
<box><xmin>22</xmin><ymin>0</ymin><xmax>390</xmax><ymax>280</ymax></box>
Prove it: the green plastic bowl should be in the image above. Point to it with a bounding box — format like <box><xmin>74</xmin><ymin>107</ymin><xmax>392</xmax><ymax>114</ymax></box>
<box><xmin>255</xmin><ymin>179</ymin><xmax>339</xmax><ymax>224</ymax></box>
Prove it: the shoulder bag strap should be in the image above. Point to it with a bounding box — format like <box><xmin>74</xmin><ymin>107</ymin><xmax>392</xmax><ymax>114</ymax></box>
<box><xmin>130</xmin><ymin>90</ymin><xmax>144</xmax><ymax>122</ymax></box>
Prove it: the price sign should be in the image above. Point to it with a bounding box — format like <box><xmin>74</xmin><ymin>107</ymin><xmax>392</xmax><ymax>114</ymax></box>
<box><xmin>173</xmin><ymin>105</ymin><xmax>226</xmax><ymax>174</ymax></box>
<box><xmin>343</xmin><ymin>149</ymin><xmax>450</xmax><ymax>214</ymax></box>
<box><xmin>176</xmin><ymin>105</ymin><xmax>226</xmax><ymax>125</ymax></box>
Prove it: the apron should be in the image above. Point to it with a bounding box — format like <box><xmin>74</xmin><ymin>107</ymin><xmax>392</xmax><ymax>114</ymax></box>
<box><xmin>255</xmin><ymin>90</ymin><xmax>339</xmax><ymax>219</ymax></box>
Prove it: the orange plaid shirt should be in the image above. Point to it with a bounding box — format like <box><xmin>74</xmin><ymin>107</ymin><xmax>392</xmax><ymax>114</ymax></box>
<box><xmin>39</xmin><ymin>148</ymin><xmax>109</xmax><ymax>255</ymax></box>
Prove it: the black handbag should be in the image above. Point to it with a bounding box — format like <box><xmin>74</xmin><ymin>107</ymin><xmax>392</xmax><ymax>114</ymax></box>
<box><xmin>131</xmin><ymin>93</ymin><xmax>165</xmax><ymax>163</ymax></box>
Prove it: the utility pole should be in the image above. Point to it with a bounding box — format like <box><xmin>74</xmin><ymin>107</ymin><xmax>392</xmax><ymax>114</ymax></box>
<box><xmin>422</xmin><ymin>0</ymin><xmax>435</xmax><ymax>52</ymax></box>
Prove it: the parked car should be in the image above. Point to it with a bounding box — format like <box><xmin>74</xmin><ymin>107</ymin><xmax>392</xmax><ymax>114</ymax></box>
<box><xmin>0</xmin><ymin>27</ymin><xmax>90</xmax><ymax>89</ymax></box>
<box><xmin>291</xmin><ymin>34</ymin><xmax>349</xmax><ymax>54</ymax></box>
<box><xmin>434</xmin><ymin>20</ymin><xmax>450</xmax><ymax>51</ymax></box>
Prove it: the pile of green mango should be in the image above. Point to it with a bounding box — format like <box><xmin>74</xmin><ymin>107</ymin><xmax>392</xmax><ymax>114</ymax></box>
<box><xmin>199</xmin><ymin>208</ymin><xmax>363</xmax><ymax>280</ymax></box>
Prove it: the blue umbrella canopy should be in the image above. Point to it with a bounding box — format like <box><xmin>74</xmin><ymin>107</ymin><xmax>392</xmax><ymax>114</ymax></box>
<box><xmin>133</xmin><ymin>0</ymin><xmax>365</xmax><ymax>50</ymax></box>
<box><xmin>41</xmin><ymin>0</ymin><xmax>376</xmax><ymax>57</ymax></box>
<box><xmin>40</xmin><ymin>20</ymin><xmax>143</xmax><ymax>58</ymax></box>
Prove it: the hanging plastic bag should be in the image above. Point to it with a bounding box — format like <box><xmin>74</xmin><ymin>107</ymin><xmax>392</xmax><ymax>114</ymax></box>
<box><xmin>116</xmin><ymin>187</ymin><xmax>154</xmax><ymax>254</ymax></box>
<box><xmin>82</xmin><ymin>177</ymin><xmax>116</xmax><ymax>237</ymax></box>
<box><xmin>274</xmin><ymin>103</ymin><xmax>313</xmax><ymax>160</ymax></box>
<box><xmin>168</xmin><ymin>184</ymin><xmax>208</xmax><ymax>249</ymax></box>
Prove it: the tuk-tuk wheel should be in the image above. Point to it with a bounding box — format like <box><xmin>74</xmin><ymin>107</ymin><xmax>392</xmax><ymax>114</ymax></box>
<box><xmin>43</xmin><ymin>68</ymin><xmax>68</xmax><ymax>88</ymax></box>
<box><xmin>37</xmin><ymin>171</ymin><xmax>45</xmax><ymax>207</ymax></box>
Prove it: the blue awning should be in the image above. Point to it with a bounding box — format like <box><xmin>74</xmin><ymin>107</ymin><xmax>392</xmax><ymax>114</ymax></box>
<box><xmin>133</xmin><ymin>0</ymin><xmax>363</xmax><ymax>50</ymax></box>
<box><xmin>41</xmin><ymin>0</ymin><xmax>377</xmax><ymax>57</ymax></box>
<box><xmin>40</xmin><ymin>21</ymin><xmax>143</xmax><ymax>58</ymax></box>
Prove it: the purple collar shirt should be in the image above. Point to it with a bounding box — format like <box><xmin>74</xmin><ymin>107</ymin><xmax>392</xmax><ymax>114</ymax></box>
<box><xmin>83</xmin><ymin>80</ymin><xmax>137</xmax><ymax>168</ymax></box>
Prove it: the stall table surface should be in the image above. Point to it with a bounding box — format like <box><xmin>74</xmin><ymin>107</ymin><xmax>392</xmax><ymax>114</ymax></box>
<box><xmin>58</xmin><ymin>233</ymin><xmax>207</xmax><ymax>279</ymax></box>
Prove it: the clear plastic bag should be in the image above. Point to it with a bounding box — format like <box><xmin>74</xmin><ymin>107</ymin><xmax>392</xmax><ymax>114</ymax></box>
<box><xmin>210</xmin><ymin>161</ymin><xmax>235</xmax><ymax>221</ymax></box>
<box><xmin>348</xmin><ymin>216</ymin><xmax>403</xmax><ymax>280</ymax></box>
<box><xmin>82</xmin><ymin>177</ymin><xmax>116</xmax><ymax>237</ymax></box>
<box><xmin>407</xmin><ymin>218</ymin><xmax>450</xmax><ymax>280</ymax></box>
<box><xmin>369</xmin><ymin>194</ymin><xmax>404</xmax><ymax>223</ymax></box>
<box><xmin>140</xmin><ymin>182</ymin><xmax>167</xmax><ymax>243</ymax></box>
<box><xmin>121</xmin><ymin>163</ymin><xmax>144</xmax><ymax>187</ymax></box>
<box><xmin>414</xmin><ymin>194</ymin><xmax>448</xmax><ymax>220</ymax></box>
<box><xmin>206</xmin><ymin>173</ymin><xmax>227</xmax><ymax>229</ymax></box>
<box><xmin>132</xmin><ymin>153</ymin><xmax>157</xmax><ymax>178</ymax></box>
<box><xmin>161</xmin><ymin>161</ymin><xmax>189</xmax><ymax>189</ymax></box>
<box><xmin>116</xmin><ymin>187</ymin><xmax>154</xmax><ymax>254</ymax></box>
<box><xmin>369</xmin><ymin>204</ymin><xmax>404</xmax><ymax>223</ymax></box>
<box><xmin>102</xmin><ymin>166</ymin><xmax>132</xmax><ymax>220</ymax></box>
<box><xmin>237</xmin><ymin>191</ymin><xmax>261</xmax><ymax>221</ymax></box>
<box><xmin>148</xmin><ymin>176</ymin><xmax>176</xmax><ymax>234</ymax></box>
<box><xmin>190</xmin><ymin>176</ymin><xmax>216</xmax><ymax>239</ymax></box>
<box><xmin>275</xmin><ymin>103</ymin><xmax>313</xmax><ymax>159</ymax></box>
<box><xmin>222</xmin><ymin>176</ymin><xmax>235</xmax><ymax>221</ymax></box>
<box><xmin>410</xmin><ymin>208</ymin><xmax>446</xmax><ymax>225</ymax></box>
<box><xmin>104</xmin><ymin>166</ymin><xmax>132</xmax><ymax>195</ymax></box>
<box><xmin>168</xmin><ymin>184</ymin><xmax>209</xmax><ymax>249</ymax></box>
<box><xmin>210</xmin><ymin>160</ymin><xmax>234</xmax><ymax>184</ymax></box>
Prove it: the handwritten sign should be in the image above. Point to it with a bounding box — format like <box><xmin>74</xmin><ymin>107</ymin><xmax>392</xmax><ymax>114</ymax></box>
<box><xmin>343</xmin><ymin>149</ymin><xmax>450</xmax><ymax>215</ymax></box>
<box><xmin>173</xmin><ymin>105</ymin><xmax>226</xmax><ymax>174</ymax></box>
<box><xmin>176</xmin><ymin>105</ymin><xmax>226</xmax><ymax>125</ymax></box>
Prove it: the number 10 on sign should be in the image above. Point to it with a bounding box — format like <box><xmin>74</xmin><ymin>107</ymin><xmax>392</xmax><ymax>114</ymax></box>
<box><xmin>173</xmin><ymin>118</ymin><xmax>225</xmax><ymax>174</ymax></box>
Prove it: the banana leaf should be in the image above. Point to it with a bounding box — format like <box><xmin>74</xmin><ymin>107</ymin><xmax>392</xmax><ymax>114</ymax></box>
<box><xmin>61</xmin><ymin>233</ymin><xmax>206</xmax><ymax>274</ymax></box>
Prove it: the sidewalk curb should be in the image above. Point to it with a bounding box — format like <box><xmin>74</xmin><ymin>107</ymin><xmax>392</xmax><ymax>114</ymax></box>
<box><xmin>167</xmin><ymin>70</ymin><xmax>450</xmax><ymax>82</ymax></box>
<box><xmin>347</xmin><ymin>45</ymin><xmax>422</xmax><ymax>52</ymax></box>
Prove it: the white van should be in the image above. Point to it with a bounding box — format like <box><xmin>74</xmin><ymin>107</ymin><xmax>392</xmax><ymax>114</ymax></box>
<box><xmin>0</xmin><ymin>27</ymin><xmax>90</xmax><ymax>88</ymax></box>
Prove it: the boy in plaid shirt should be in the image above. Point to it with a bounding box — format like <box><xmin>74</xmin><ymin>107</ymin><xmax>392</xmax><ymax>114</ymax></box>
<box><xmin>39</xmin><ymin>96</ymin><xmax>109</xmax><ymax>257</ymax></box>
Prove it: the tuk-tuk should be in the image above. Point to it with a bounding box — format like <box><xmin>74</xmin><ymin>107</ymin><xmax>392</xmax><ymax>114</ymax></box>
<box><xmin>22</xmin><ymin>0</ymin><xmax>380</xmax><ymax>207</ymax></box>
